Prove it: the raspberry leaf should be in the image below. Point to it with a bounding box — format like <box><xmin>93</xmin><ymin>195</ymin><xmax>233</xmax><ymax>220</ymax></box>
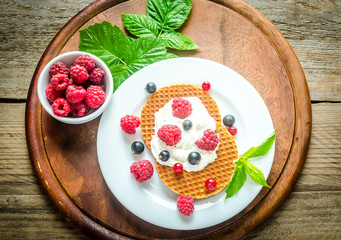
<box><xmin>147</xmin><ymin>0</ymin><xmax>192</xmax><ymax>31</ymax></box>
<box><xmin>79</xmin><ymin>21</ymin><xmax>129</xmax><ymax>66</ymax></box>
<box><xmin>122</xmin><ymin>14</ymin><xmax>159</xmax><ymax>38</ymax></box>
<box><xmin>160</xmin><ymin>31</ymin><xmax>199</xmax><ymax>50</ymax></box>
<box><xmin>225</xmin><ymin>162</ymin><xmax>247</xmax><ymax>199</ymax></box>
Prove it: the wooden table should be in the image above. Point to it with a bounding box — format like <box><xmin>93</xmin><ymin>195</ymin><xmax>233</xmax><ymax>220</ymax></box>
<box><xmin>1</xmin><ymin>0</ymin><xmax>340</xmax><ymax>239</ymax></box>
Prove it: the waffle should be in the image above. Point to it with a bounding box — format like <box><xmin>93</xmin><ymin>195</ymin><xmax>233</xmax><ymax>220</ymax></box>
<box><xmin>140</xmin><ymin>84</ymin><xmax>238</xmax><ymax>199</ymax></box>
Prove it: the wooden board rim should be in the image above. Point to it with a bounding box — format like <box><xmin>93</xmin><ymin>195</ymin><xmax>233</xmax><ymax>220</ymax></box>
<box><xmin>25</xmin><ymin>0</ymin><xmax>312</xmax><ymax>239</ymax></box>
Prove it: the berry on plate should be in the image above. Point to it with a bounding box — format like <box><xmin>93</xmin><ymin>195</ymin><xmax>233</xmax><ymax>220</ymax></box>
<box><xmin>177</xmin><ymin>195</ymin><xmax>194</xmax><ymax>216</ymax></box>
<box><xmin>120</xmin><ymin>115</ymin><xmax>141</xmax><ymax>134</ymax></box>
<box><xmin>146</xmin><ymin>82</ymin><xmax>157</xmax><ymax>93</ymax></box>
<box><xmin>205</xmin><ymin>178</ymin><xmax>217</xmax><ymax>191</ymax></box>
<box><xmin>157</xmin><ymin>124</ymin><xmax>182</xmax><ymax>146</ymax></box>
<box><xmin>172</xmin><ymin>98</ymin><xmax>192</xmax><ymax>119</ymax></box>
<box><xmin>202</xmin><ymin>81</ymin><xmax>211</xmax><ymax>91</ymax></box>
<box><xmin>173</xmin><ymin>162</ymin><xmax>183</xmax><ymax>173</ymax></box>
<box><xmin>195</xmin><ymin>129</ymin><xmax>219</xmax><ymax>151</ymax></box>
<box><xmin>223</xmin><ymin>114</ymin><xmax>235</xmax><ymax>127</ymax></box>
<box><xmin>228</xmin><ymin>126</ymin><xmax>237</xmax><ymax>136</ymax></box>
<box><xmin>131</xmin><ymin>141</ymin><xmax>144</xmax><ymax>154</ymax></box>
<box><xmin>130</xmin><ymin>160</ymin><xmax>154</xmax><ymax>182</ymax></box>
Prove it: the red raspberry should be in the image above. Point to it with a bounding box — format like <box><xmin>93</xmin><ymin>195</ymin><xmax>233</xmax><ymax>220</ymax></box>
<box><xmin>195</xmin><ymin>129</ymin><xmax>219</xmax><ymax>151</ymax></box>
<box><xmin>84</xmin><ymin>85</ymin><xmax>106</xmax><ymax>108</ymax></box>
<box><xmin>49</xmin><ymin>61</ymin><xmax>69</xmax><ymax>76</ymax></box>
<box><xmin>157</xmin><ymin>125</ymin><xmax>182</xmax><ymax>146</ymax></box>
<box><xmin>130</xmin><ymin>160</ymin><xmax>154</xmax><ymax>182</ymax></box>
<box><xmin>70</xmin><ymin>101</ymin><xmax>90</xmax><ymax>118</ymax></box>
<box><xmin>177</xmin><ymin>195</ymin><xmax>194</xmax><ymax>216</ymax></box>
<box><xmin>45</xmin><ymin>83</ymin><xmax>63</xmax><ymax>103</ymax></box>
<box><xmin>120</xmin><ymin>115</ymin><xmax>140</xmax><ymax>134</ymax></box>
<box><xmin>52</xmin><ymin>98</ymin><xmax>71</xmax><ymax>117</ymax></box>
<box><xmin>74</xmin><ymin>55</ymin><xmax>95</xmax><ymax>72</ymax></box>
<box><xmin>66</xmin><ymin>85</ymin><xmax>86</xmax><ymax>104</ymax></box>
<box><xmin>69</xmin><ymin>65</ymin><xmax>89</xmax><ymax>84</ymax></box>
<box><xmin>172</xmin><ymin>98</ymin><xmax>192</xmax><ymax>119</ymax></box>
<box><xmin>51</xmin><ymin>73</ymin><xmax>70</xmax><ymax>91</ymax></box>
<box><xmin>89</xmin><ymin>68</ymin><xmax>105</xmax><ymax>85</ymax></box>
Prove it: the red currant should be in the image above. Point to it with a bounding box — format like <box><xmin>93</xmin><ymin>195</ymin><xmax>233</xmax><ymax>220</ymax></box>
<box><xmin>228</xmin><ymin>126</ymin><xmax>237</xmax><ymax>136</ymax></box>
<box><xmin>202</xmin><ymin>81</ymin><xmax>211</xmax><ymax>91</ymax></box>
<box><xmin>173</xmin><ymin>162</ymin><xmax>183</xmax><ymax>173</ymax></box>
<box><xmin>205</xmin><ymin>178</ymin><xmax>217</xmax><ymax>191</ymax></box>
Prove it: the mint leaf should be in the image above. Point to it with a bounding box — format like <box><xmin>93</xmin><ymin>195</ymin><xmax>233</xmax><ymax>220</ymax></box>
<box><xmin>245</xmin><ymin>161</ymin><xmax>270</xmax><ymax>187</ymax></box>
<box><xmin>160</xmin><ymin>31</ymin><xmax>199</xmax><ymax>50</ymax></box>
<box><xmin>241</xmin><ymin>128</ymin><xmax>277</xmax><ymax>160</ymax></box>
<box><xmin>122</xmin><ymin>14</ymin><xmax>159</xmax><ymax>38</ymax></box>
<box><xmin>79</xmin><ymin>21</ymin><xmax>129</xmax><ymax>66</ymax></box>
<box><xmin>147</xmin><ymin>0</ymin><xmax>192</xmax><ymax>31</ymax></box>
<box><xmin>225</xmin><ymin>162</ymin><xmax>246</xmax><ymax>198</ymax></box>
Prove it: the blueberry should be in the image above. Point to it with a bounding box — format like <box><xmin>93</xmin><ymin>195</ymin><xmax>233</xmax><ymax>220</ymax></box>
<box><xmin>223</xmin><ymin>114</ymin><xmax>235</xmax><ymax>126</ymax></box>
<box><xmin>131</xmin><ymin>141</ymin><xmax>144</xmax><ymax>154</ymax></box>
<box><xmin>146</xmin><ymin>82</ymin><xmax>157</xmax><ymax>93</ymax></box>
<box><xmin>188</xmin><ymin>152</ymin><xmax>201</xmax><ymax>165</ymax></box>
<box><xmin>182</xmin><ymin>120</ymin><xmax>192</xmax><ymax>131</ymax></box>
<box><xmin>159</xmin><ymin>150</ymin><xmax>170</xmax><ymax>161</ymax></box>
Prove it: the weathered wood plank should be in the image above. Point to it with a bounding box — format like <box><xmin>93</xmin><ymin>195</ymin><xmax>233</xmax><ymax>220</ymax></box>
<box><xmin>0</xmin><ymin>100</ymin><xmax>340</xmax><ymax>238</ymax></box>
<box><xmin>0</xmin><ymin>0</ymin><xmax>340</xmax><ymax>101</ymax></box>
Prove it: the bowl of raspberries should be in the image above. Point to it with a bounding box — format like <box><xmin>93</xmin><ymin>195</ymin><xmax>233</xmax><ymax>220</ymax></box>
<box><xmin>37</xmin><ymin>51</ymin><xmax>113</xmax><ymax>124</ymax></box>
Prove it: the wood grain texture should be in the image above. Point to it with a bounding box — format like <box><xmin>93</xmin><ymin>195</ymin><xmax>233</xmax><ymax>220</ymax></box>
<box><xmin>0</xmin><ymin>0</ymin><xmax>340</xmax><ymax>101</ymax></box>
<box><xmin>1</xmin><ymin>103</ymin><xmax>340</xmax><ymax>239</ymax></box>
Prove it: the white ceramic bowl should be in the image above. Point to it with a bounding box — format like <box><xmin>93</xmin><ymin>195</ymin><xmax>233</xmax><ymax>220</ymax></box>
<box><xmin>37</xmin><ymin>51</ymin><xmax>113</xmax><ymax>124</ymax></box>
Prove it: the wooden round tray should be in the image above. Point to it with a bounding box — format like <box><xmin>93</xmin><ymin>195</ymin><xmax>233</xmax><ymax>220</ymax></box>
<box><xmin>25</xmin><ymin>0</ymin><xmax>312</xmax><ymax>239</ymax></box>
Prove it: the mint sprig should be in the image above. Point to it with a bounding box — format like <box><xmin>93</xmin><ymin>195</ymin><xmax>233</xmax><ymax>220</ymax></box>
<box><xmin>79</xmin><ymin>0</ymin><xmax>198</xmax><ymax>92</ymax></box>
<box><xmin>225</xmin><ymin>129</ymin><xmax>277</xmax><ymax>199</ymax></box>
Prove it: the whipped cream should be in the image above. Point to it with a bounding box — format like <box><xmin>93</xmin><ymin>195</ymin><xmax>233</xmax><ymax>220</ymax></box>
<box><xmin>150</xmin><ymin>97</ymin><xmax>219</xmax><ymax>172</ymax></box>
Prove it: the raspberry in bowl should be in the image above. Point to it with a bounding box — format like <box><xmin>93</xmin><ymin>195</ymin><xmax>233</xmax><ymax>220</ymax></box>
<box><xmin>37</xmin><ymin>51</ymin><xmax>113</xmax><ymax>124</ymax></box>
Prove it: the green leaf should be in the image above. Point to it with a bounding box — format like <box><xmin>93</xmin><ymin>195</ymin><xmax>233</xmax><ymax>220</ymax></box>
<box><xmin>225</xmin><ymin>162</ymin><xmax>247</xmax><ymax>198</ymax></box>
<box><xmin>147</xmin><ymin>0</ymin><xmax>192</xmax><ymax>31</ymax></box>
<box><xmin>241</xmin><ymin>128</ymin><xmax>277</xmax><ymax>160</ymax></box>
<box><xmin>160</xmin><ymin>31</ymin><xmax>199</xmax><ymax>50</ymax></box>
<box><xmin>122</xmin><ymin>14</ymin><xmax>159</xmax><ymax>38</ymax></box>
<box><xmin>79</xmin><ymin>21</ymin><xmax>129</xmax><ymax>67</ymax></box>
<box><xmin>245</xmin><ymin>161</ymin><xmax>270</xmax><ymax>187</ymax></box>
<box><xmin>111</xmin><ymin>37</ymin><xmax>175</xmax><ymax>91</ymax></box>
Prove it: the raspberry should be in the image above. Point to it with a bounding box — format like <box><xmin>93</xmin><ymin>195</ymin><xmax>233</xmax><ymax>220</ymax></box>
<box><xmin>157</xmin><ymin>125</ymin><xmax>182</xmax><ymax>146</ymax></box>
<box><xmin>84</xmin><ymin>85</ymin><xmax>106</xmax><ymax>108</ymax></box>
<box><xmin>74</xmin><ymin>55</ymin><xmax>95</xmax><ymax>72</ymax></box>
<box><xmin>177</xmin><ymin>195</ymin><xmax>194</xmax><ymax>216</ymax></box>
<box><xmin>52</xmin><ymin>98</ymin><xmax>71</xmax><ymax>117</ymax></box>
<box><xmin>89</xmin><ymin>68</ymin><xmax>105</xmax><ymax>85</ymax></box>
<box><xmin>45</xmin><ymin>83</ymin><xmax>64</xmax><ymax>103</ymax></box>
<box><xmin>195</xmin><ymin>129</ymin><xmax>219</xmax><ymax>151</ymax></box>
<box><xmin>66</xmin><ymin>85</ymin><xmax>86</xmax><ymax>104</ymax></box>
<box><xmin>49</xmin><ymin>61</ymin><xmax>69</xmax><ymax>76</ymax></box>
<box><xmin>69</xmin><ymin>65</ymin><xmax>89</xmax><ymax>84</ymax></box>
<box><xmin>172</xmin><ymin>98</ymin><xmax>192</xmax><ymax>119</ymax></box>
<box><xmin>70</xmin><ymin>101</ymin><xmax>90</xmax><ymax>118</ymax></box>
<box><xmin>120</xmin><ymin>115</ymin><xmax>140</xmax><ymax>134</ymax></box>
<box><xmin>51</xmin><ymin>73</ymin><xmax>70</xmax><ymax>91</ymax></box>
<box><xmin>130</xmin><ymin>160</ymin><xmax>154</xmax><ymax>182</ymax></box>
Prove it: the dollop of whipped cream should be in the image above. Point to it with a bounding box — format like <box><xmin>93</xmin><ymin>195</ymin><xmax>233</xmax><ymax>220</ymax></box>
<box><xmin>150</xmin><ymin>97</ymin><xmax>219</xmax><ymax>172</ymax></box>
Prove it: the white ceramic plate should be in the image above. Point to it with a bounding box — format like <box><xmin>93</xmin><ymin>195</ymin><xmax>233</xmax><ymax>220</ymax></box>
<box><xmin>97</xmin><ymin>57</ymin><xmax>274</xmax><ymax>230</ymax></box>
